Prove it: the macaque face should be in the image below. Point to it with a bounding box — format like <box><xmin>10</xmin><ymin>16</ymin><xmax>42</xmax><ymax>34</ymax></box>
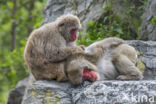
<box><xmin>56</xmin><ymin>14</ymin><xmax>81</xmax><ymax>42</ymax></box>
<box><xmin>68</xmin><ymin>67</ymin><xmax>98</xmax><ymax>85</ymax></box>
<box><xmin>82</xmin><ymin>68</ymin><xmax>98</xmax><ymax>82</ymax></box>
<box><xmin>58</xmin><ymin>24</ymin><xmax>80</xmax><ymax>42</ymax></box>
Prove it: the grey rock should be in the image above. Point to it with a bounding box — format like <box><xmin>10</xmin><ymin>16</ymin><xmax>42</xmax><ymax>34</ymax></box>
<box><xmin>7</xmin><ymin>86</ymin><xmax>25</xmax><ymax>104</ymax></box>
<box><xmin>43</xmin><ymin>0</ymin><xmax>66</xmax><ymax>24</ymax></box>
<box><xmin>139</xmin><ymin>0</ymin><xmax>156</xmax><ymax>40</ymax></box>
<box><xmin>43</xmin><ymin>0</ymin><xmax>106</xmax><ymax>29</ymax></box>
<box><xmin>7</xmin><ymin>75</ymin><xmax>34</xmax><ymax>104</ymax></box>
<box><xmin>7</xmin><ymin>77</ymin><xmax>29</xmax><ymax>104</ymax></box>
<box><xmin>22</xmin><ymin>80</ymin><xmax>72</xmax><ymax>104</ymax></box>
<box><xmin>22</xmin><ymin>80</ymin><xmax>156</xmax><ymax>104</ymax></box>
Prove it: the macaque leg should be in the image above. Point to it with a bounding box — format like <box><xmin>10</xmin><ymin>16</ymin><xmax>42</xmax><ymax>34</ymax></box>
<box><xmin>113</xmin><ymin>54</ymin><xmax>143</xmax><ymax>80</ymax></box>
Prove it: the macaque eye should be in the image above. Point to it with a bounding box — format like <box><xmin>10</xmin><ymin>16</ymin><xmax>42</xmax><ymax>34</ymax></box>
<box><xmin>71</xmin><ymin>28</ymin><xmax>77</xmax><ymax>32</ymax></box>
<box><xmin>58</xmin><ymin>23</ymin><xmax>64</xmax><ymax>27</ymax></box>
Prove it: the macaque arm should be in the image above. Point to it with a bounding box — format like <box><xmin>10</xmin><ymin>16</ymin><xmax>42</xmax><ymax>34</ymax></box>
<box><xmin>47</xmin><ymin>46</ymin><xmax>83</xmax><ymax>62</ymax></box>
<box><xmin>99</xmin><ymin>37</ymin><xmax>124</xmax><ymax>49</ymax></box>
<box><xmin>72</xmin><ymin>47</ymin><xmax>104</xmax><ymax>64</ymax></box>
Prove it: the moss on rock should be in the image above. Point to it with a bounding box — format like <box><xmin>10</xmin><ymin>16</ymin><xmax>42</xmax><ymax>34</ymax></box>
<box><xmin>137</xmin><ymin>58</ymin><xmax>145</xmax><ymax>72</ymax></box>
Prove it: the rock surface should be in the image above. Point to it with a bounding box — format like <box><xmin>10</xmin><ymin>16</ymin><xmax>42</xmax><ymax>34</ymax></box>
<box><xmin>7</xmin><ymin>75</ymin><xmax>34</xmax><ymax>104</ymax></box>
<box><xmin>43</xmin><ymin>0</ymin><xmax>106</xmax><ymax>29</ymax></box>
<box><xmin>139</xmin><ymin>0</ymin><xmax>156</xmax><ymax>40</ymax></box>
<box><xmin>7</xmin><ymin>77</ymin><xmax>29</xmax><ymax>104</ymax></box>
<box><xmin>22</xmin><ymin>80</ymin><xmax>156</xmax><ymax>104</ymax></box>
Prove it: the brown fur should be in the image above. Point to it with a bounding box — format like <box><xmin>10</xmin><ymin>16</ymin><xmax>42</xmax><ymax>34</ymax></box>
<box><xmin>66</xmin><ymin>57</ymin><xmax>98</xmax><ymax>85</ymax></box>
<box><xmin>66</xmin><ymin>37</ymin><xmax>143</xmax><ymax>85</ymax></box>
<box><xmin>112</xmin><ymin>44</ymin><xmax>143</xmax><ymax>80</ymax></box>
<box><xmin>24</xmin><ymin>14</ymin><xmax>83</xmax><ymax>81</ymax></box>
<box><xmin>66</xmin><ymin>37</ymin><xmax>124</xmax><ymax>85</ymax></box>
<box><xmin>70</xmin><ymin>37</ymin><xmax>124</xmax><ymax>64</ymax></box>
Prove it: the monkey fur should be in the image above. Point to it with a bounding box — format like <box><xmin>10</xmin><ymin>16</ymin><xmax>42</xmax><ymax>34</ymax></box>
<box><xmin>24</xmin><ymin>14</ymin><xmax>84</xmax><ymax>82</ymax></box>
<box><xmin>66</xmin><ymin>37</ymin><xmax>143</xmax><ymax>85</ymax></box>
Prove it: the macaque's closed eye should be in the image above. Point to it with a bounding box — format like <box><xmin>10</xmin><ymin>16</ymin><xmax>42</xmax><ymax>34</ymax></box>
<box><xmin>58</xmin><ymin>23</ymin><xmax>64</xmax><ymax>27</ymax></box>
<box><xmin>24</xmin><ymin>14</ymin><xmax>82</xmax><ymax>82</ymax></box>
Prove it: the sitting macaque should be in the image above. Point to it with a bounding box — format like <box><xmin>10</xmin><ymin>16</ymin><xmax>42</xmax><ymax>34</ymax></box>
<box><xmin>24</xmin><ymin>14</ymin><xmax>84</xmax><ymax>82</ymax></box>
<box><xmin>66</xmin><ymin>37</ymin><xmax>143</xmax><ymax>85</ymax></box>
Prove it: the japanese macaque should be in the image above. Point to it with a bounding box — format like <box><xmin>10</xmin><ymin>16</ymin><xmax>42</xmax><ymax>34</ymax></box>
<box><xmin>66</xmin><ymin>37</ymin><xmax>143</xmax><ymax>85</ymax></box>
<box><xmin>24</xmin><ymin>14</ymin><xmax>84</xmax><ymax>82</ymax></box>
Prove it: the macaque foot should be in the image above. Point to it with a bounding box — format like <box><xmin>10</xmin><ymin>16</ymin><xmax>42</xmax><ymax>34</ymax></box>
<box><xmin>116</xmin><ymin>75</ymin><xmax>130</xmax><ymax>80</ymax></box>
<box><xmin>117</xmin><ymin>73</ymin><xmax>143</xmax><ymax>80</ymax></box>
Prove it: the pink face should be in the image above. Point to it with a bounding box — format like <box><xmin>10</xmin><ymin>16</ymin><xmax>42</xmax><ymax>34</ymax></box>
<box><xmin>82</xmin><ymin>68</ymin><xmax>98</xmax><ymax>82</ymax></box>
<box><xmin>70</xmin><ymin>28</ymin><xmax>78</xmax><ymax>41</ymax></box>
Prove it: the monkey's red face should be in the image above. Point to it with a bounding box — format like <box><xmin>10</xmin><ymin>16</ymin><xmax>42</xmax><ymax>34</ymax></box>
<box><xmin>70</xmin><ymin>28</ymin><xmax>78</xmax><ymax>41</ymax></box>
<box><xmin>82</xmin><ymin>68</ymin><xmax>98</xmax><ymax>82</ymax></box>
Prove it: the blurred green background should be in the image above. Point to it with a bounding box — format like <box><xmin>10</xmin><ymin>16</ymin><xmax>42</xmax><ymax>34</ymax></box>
<box><xmin>0</xmin><ymin>0</ymin><xmax>149</xmax><ymax>103</ymax></box>
<box><xmin>0</xmin><ymin>0</ymin><xmax>46</xmax><ymax>103</ymax></box>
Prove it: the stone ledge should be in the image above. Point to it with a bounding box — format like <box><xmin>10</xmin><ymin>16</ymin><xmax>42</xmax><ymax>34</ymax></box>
<box><xmin>22</xmin><ymin>80</ymin><xmax>156</xmax><ymax>104</ymax></box>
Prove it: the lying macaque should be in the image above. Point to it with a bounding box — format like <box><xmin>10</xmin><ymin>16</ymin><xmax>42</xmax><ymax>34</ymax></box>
<box><xmin>66</xmin><ymin>37</ymin><xmax>143</xmax><ymax>85</ymax></box>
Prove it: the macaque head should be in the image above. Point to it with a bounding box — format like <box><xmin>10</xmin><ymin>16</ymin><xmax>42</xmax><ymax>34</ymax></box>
<box><xmin>68</xmin><ymin>67</ymin><xmax>98</xmax><ymax>85</ymax></box>
<box><xmin>57</xmin><ymin>14</ymin><xmax>81</xmax><ymax>42</ymax></box>
<box><xmin>67</xmin><ymin>59</ymin><xmax>99</xmax><ymax>85</ymax></box>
